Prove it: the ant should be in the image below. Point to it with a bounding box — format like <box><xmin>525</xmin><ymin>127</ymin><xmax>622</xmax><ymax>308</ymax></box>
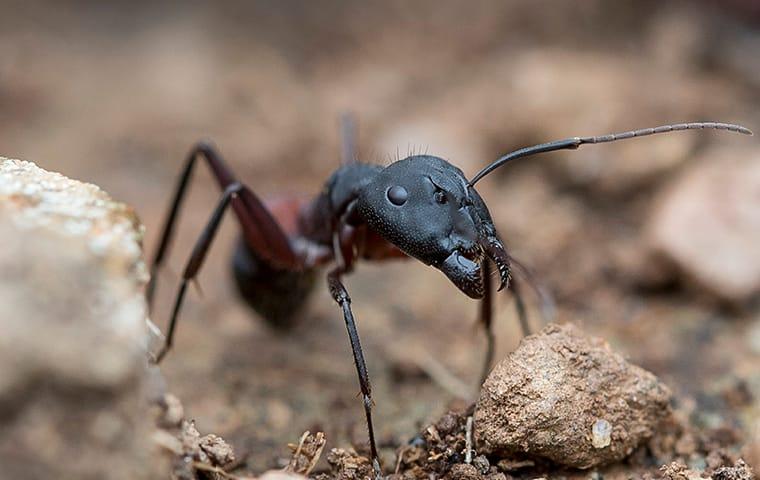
<box><xmin>146</xmin><ymin>117</ymin><xmax>751</xmax><ymax>477</ymax></box>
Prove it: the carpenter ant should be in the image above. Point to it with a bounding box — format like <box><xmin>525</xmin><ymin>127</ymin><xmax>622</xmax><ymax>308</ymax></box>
<box><xmin>146</xmin><ymin>118</ymin><xmax>751</xmax><ymax>477</ymax></box>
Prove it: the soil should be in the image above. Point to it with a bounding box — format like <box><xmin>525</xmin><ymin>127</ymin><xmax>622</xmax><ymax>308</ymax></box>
<box><xmin>1</xmin><ymin>1</ymin><xmax>759</xmax><ymax>479</ymax></box>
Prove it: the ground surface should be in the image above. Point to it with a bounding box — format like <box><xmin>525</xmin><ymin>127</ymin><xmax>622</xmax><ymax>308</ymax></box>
<box><xmin>1</xmin><ymin>1</ymin><xmax>759</xmax><ymax>477</ymax></box>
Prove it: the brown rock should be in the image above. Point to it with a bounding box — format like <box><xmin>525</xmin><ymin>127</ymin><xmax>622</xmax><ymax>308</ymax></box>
<box><xmin>0</xmin><ymin>158</ymin><xmax>153</xmax><ymax>479</ymax></box>
<box><xmin>474</xmin><ymin>323</ymin><xmax>672</xmax><ymax>469</ymax></box>
<box><xmin>647</xmin><ymin>148</ymin><xmax>760</xmax><ymax>302</ymax></box>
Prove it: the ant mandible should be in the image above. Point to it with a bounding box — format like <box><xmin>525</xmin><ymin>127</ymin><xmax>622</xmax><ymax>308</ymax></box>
<box><xmin>146</xmin><ymin>117</ymin><xmax>751</xmax><ymax>477</ymax></box>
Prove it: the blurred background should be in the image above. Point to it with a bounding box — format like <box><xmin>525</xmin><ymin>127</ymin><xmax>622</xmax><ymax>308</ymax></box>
<box><xmin>2</xmin><ymin>0</ymin><xmax>759</xmax><ymax>473</ymax></box>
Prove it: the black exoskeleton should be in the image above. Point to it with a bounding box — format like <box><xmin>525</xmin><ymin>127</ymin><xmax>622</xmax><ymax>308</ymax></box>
<box><xmin>146</xmin><ymin>118</ymin><xmax>751</xmax><ymax>478</ymax></box>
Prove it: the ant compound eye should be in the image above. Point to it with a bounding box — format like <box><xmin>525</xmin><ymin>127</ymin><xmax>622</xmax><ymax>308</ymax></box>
<box><xmin>434</xmin><ymin>190</ymin><xmax>447</xmax><ymax>204</ymax></box>
<box><xmin>387</xmin><ymin>185</ymin><xmax>408</xmax><ymax>206</ymax></box>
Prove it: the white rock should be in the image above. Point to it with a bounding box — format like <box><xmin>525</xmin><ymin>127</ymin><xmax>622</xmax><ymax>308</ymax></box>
<box><xmin>0</xmin><ymin>158</ymin><xmax>155</xmax><ymax>479</ymax></box>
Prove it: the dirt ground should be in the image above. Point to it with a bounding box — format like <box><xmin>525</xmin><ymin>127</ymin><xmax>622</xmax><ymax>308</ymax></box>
<box><xmin>1</xmin><ymin>1</ymin><xmax>759</xmax><ymax>478</ymax></box>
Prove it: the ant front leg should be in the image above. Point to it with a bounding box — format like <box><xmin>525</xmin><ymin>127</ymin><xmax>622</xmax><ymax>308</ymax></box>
<box><xmin>478</xmin><ymin>260</ymin><xmax>495</xmax><ymax>386</ymax></box>
<box><xmin>478</xmin><ymin>262</ymin><xmax>531</xmax><ymax>385</ymax></box>
<box><xmin>327</xmin><ymin>229</ymin><xmax>382</xmax><ymax>479</ymax></box>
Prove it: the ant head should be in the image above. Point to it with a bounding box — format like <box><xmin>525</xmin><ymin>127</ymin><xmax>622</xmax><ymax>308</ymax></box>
<box><xmin>356</xmin><ymin>155</ymin><xmax>510</xmax><ymax>298</ymax></box>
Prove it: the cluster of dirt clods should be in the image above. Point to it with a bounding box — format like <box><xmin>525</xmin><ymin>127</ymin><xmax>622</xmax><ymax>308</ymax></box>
<box><xmin>150</xmin><ymin>323</ymin><xmax>755</xmax><ymax>479</ymax></box>
<box><xmin>152</xmin><ymin>393</ymin><xmax>239</xmax><ymax>480</ymax></box>
<box><xmin>396</xmin><ymin>410</ymin><xmax>515</xmax><ymax>480</ymax></box>
<box><xmin>318</xmin><ymin>407</ymin><xmax>497</xmax><ymax>480</ymax></box>
<box><xmin>323</xmin><ymin>323</ymin><xmax>753</xmax><ymax>480</ymax></box>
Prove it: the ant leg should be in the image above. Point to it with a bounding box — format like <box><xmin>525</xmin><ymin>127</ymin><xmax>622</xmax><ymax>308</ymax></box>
<box><xmin>152</xmin><ymin>183</ymin><xmax>244</xmax><ymax>363</ymax></box>
<box><xmin>327</xmin><ymin>268</ymin><xmax>382</xmax><ymax>479</ymax></box>
<box><xmin>478</xmin><ymin>261</ymin><xmax>495</xmax><ymax>386</ymax></box>
<box><xmin>511</xmin><ymin>276</ymin><xmax>531</xmax><ymax>337</ymax></box>
<box><xmin>509</xmin><ymin>256</ymin><xmax>555</xmax><ymax>331</ymax></box>
<box><xmin>478</xmin><ymin>263</ymin><xmax>531</xmax><ymax>384</ymax></box>
<box><xmin>147</xmin><ymin>142</ymin><xmax>298</xmax><ymax>311</ymax></box>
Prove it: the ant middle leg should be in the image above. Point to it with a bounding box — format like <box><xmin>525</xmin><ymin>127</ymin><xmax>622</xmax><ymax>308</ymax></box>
<box><xmin>510</xmin><ymin>276</ymin><xmax>531</xmax><ymax>337</ymax></box>
<box><xmin>478</xmin><ymin>260</ymin><xmax>495</xmax><ymax>386</ymax></box>
<box><xmin>153</xmin><ymin>182</ymin><xmax>243</xmax><ymax>363</ymax></box>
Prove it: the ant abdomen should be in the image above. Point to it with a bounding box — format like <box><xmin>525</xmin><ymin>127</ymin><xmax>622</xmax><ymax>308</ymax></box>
<box><xmin>232</xmin><ymin>236</ymin><xmax>318</xmax><ymax>329</ymax></box>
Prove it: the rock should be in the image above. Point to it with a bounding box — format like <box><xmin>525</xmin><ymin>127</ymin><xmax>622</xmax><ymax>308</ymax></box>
<box><xmin>200</xmin><ymin>434</ymin><xmax>236</xmax><ymax>467</ymax></box>
<box><xmin>0</xmin><ymin>158</ymin><xmax>153</xmax><ymax>478</ymax></box>
<box><xmin>711</xmin><ymin>459</ymin><xmax>755</xmax><ymax>480</ymax></box>
<box><xmin>474</xmin><ymin>323</ymin><xmax>672</xmax><ymax>469</ymax></box>
<box><xmin>647</xmin><ymin>148</ymin><xmax>760</xmax><ymax>302</ymax></box>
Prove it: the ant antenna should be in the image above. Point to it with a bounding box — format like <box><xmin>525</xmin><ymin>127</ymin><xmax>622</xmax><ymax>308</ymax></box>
<box><xmin>468</xmin><ymin>121</ymin><xmax>753</xmax><ymax>186</ymax></box>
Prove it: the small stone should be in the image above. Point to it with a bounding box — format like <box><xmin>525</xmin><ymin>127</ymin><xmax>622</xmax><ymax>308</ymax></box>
<box><xmin>474</xmin><ymin>323</ymin><xmax>672</xmax><ymax>469</ymax></box>
<box><xmin>436</xmin><ymin>412</ymin><xmax>460</xmax><ymax>436</ymax></box>
<box><xmin>199</xmin><ymin>434</ymin><xmax>236</xmax><ymax>467</ymax></box>
<box><xmin>472</xmin><ymin>455</ymin><xmax>490</xmax><ymax>474</ymax></box>
<box><xmin>712</xmin><ymin>459</ymin><xmax>754</xmax><ymax>480</ymax></box>
<box><xmin>592</xmin><ymin>419</ymin><xmax>613</xmax><ymax>449</ymax></box>
<box><xmin>445</xmin><ymin>463</ymin><xmax>480</xmax><ymax>480</ymax></box>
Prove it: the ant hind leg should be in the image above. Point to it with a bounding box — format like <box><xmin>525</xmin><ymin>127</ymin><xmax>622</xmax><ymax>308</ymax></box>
<box><xmin>148</xmin><ymin>142</ymin><xmax>301</xmax><ymax>363</ymax></box>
